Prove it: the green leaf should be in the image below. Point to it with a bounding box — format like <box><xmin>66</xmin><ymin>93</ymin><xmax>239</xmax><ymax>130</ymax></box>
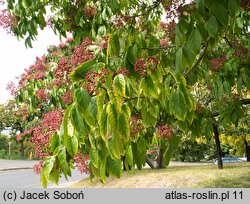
<box><xmin>118</xmin><ymin>113</ymin><xmax>130</xmax><ymax>140</ymax></box>
<box><xmin>228</xmin><ymin>0</ymin><xmax>239</xmax><ymax>16</ymax></box>
<box><xmin>141</xmin><ymin>103</ymin><xmax>157</xmax><ymax>127</ymax></box>
<box><xmin>111</xmin><ymin>133</ymin><xmax>124</xmax><ymax>160</ymax></box>
<box><xmin>109</xmin><ymin>33</ymin><xmax>120</xmax><ymax>55</ymax></box>
<box><xmin>70</xmin><ymin>60</ymin><xmax>96</xmax><ymax>82</ymax></box>
<box><xmin>74</xmin><ymin>88</ymin><xmax>91</xmax><ymax>112</ymax></box>
<box><xmin>98</xmin><ymin>105</ymin><xmax>108</xmax><ymax>142</ymax></box>
<box><xmin>125</xmin><ymin>145</ymin><xmax>133</xmax><ymax>170</ymax></box>
<box><xmin>176</xmin><ymin>48</ymin><xmax>184</xmax><ymax>72</ymax></box>
<box><xmin>96</xmin><ymin>89</ymin><xmax>106</xmax><ymax>112</ymax></box>
<box><xmin>70</xmin><ymin>107</ymin><xmax>89</xmax><ymax>135</ymax></box>
<box><xmin>127</xmin><ymin>45</ymin><xmax>136</xmax><ymax>65</ymax></box>
<box><xmin>90</xmin><ymin>149</ymin><xmax>99</xmax><ymax>169</ymax></box>
<box><xmin>211</xmin><ymin>3</ymin><xmax>228</xmax><ymax>26</ymax></box>
<box><xmin>188</xmin><ymin>29</ymin><xmax>202</xmax><ymax>55</ymax></box>
<box><xmin>141</xmin><ymin>76</ymin><xmax>158</xmax><ymax>99</ymax></box>
<box><xmin>58</xmin><ymin>146</ymin><xmax>71</xmax><ymax>176</ymax></box>
<box><xmin>88</xmin><ymin>97</ymin><xmax>97</xmax><ymax>119</ymax></box>
<box><xmin>40</xmin><ymin>156</ymin><xmax>55</xmax><ymax>187</ymax></box>
<box><xmin>98</xmin><ymin>25</ymin><xmax>106</xmax><ymax>37</ymax></box>
<box><xmin>163</xmin><ymin>144</ymin><xmax>171</xmax><ymax>167</ymax></box>
<box><xmin>50</xmin><ymin>133</ymin><xmax>60</xmax><ymax>153</ymax></box>
<box><xmin>106</xmin><ymin>156</ymin><xmax>122</xmax><ymax>177</ymax></box>
<box><xmin>197</xmin><ymin>0</ymin><xmax>205</xmax><ymax>14</ymax></box>
<box><xmin>107</xmin><ymin>103</ymin><xmax>119</xmax><ymax>133</ymax></box>
<box><xmin>169</xmin><ymin>88</ymin><xmax>187</xmax><ymax>121</ymax></box>
<box><xmin>64</xmin><ymin>135</ymin><xmax>78</xmax><ymax>157</ymax></box>
<box><xmin>207</xmin><ymin>15</ymin><xmax>218</xmax><ymax>37</ymax></box>
<box><xmin>114</xmin><ymin>74</ymin><xmax>126</xmax><ymax>97</ymax></box>
<box><xmin>49</xmin><ymin>168</ymin><xmax>60</xmax><ymax>186</ymax></box>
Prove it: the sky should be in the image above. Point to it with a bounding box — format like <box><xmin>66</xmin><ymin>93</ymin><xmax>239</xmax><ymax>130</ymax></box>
<box><xmin>0</xmin><ymin>28</ymin><xmax>62</xmax><ymax>104</ymax></box>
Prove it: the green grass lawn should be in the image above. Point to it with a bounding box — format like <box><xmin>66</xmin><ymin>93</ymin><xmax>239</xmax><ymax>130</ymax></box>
<box><xmin>70</xmin><ymin>162</ymin><xmax>250</xmax><ymax>188</ymax></box>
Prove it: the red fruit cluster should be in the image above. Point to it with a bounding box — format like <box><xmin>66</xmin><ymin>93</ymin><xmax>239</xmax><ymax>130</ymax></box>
<box><xmin>135</xmin><ymin>58</ymin><xmax>147</xmax><ymax>77</ymax></box>
<box><xmin>147</xmin><ymin>56</ymin><xmax>158</xmax><ymax>72</ymax></box>
<box><xmin>61</xmin><ymin>91</ymin><xmax>73</xmax><ymax>105</ymax></box>
<box><xmin>164</xmin><ymin>0</ymin><xmax>187</xmax><ymax>21</ymax></box>
<box><xmin>30</xmin><ymin>109</ymin><xmax>63</xmax><ymax>157</ymax></box>
<box><xmin>6</xmin><ymin>81</ymin><xmax>17</xmax><ymax>97</ymax></box>
<box><xmin>241</xmin><ymin>0</ymin><xmax>250</xmax><ymax>11</ymax></box>
<box><xmin>210</xmin><ymin>56</ymin><xmax>226</xmax><ymax>72</ymax></box>
<box><xmin>233</xmin><ymin>47</ymin><xmax>248</xmax><ymax>59</ymax></box>
<box><xmin>73</xmin><ymin>151</ymin><xmax>91</xmax><ymax>175</ymax></box>
<box><xmin>156</xmin><ymin>125</ymin><xmax>173</xmax><ymax>140</ymax></box>
<box><xmin>0</xmin><ymin>9</ymin><xmax>17</xmax><ymax>33</ymax></box>
<box><xmin>71</xmin><ymin>37</ymin><xmax>93</xmax><ymax>68</ymax></box>
<box><xmin>112</xmin><ymin>15</ymin><xmax>131</xmax><ymax>29</ymax></box>
<box><xmin>160</xmin><ymin>38</ymin><xmax>168</xmax><ymax>47</ymax></box>
<box><xmin>130</xmin><ymin>114</ymin><xmax>144</xmax><ymax>136</ymax></box>
<box><xmin>112</xmin><ymin>68</ymin><xmax>129</xmax><ymax>77</ymax></box>
<box><xmin>83</xmin><ymin>4</ymin><xmax>97</xmax><ymax>20</ymax></box>
<box><xmin>53</xmin><ymin>57</ymin><xmax>72</xmax><ymax>86</ymax></box>
<box><xmin>36</xmin><ymin>89</ymin><xmax>48</xmax><ymax>101</ymax></box>
<box><xmin>84</xmin><ymin>68</ymin><xmax>108</xmax><ymax>95</ymax></box>
<box><xmin>33</xmin><ymin>160</ymin><xmax>44</xmax><ymax>174</ymax></box>
<box><xmin>100</xmin><ymin>36</ymin><xmax>108</xmax><ymax>49</ymax></box>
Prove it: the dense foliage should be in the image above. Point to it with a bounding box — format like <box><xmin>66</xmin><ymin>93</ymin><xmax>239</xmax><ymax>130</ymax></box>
<box><xmin>0</xmin><ymin>0</ymin><xmax>249</xmax><ymax>187</ymax></box>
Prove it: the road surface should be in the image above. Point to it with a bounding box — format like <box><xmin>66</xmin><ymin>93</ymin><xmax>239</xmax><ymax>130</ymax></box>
<box><xmin>0</xmin><ymin>169</ymin><xmax>87</xmax><ymax>188</ymax></box>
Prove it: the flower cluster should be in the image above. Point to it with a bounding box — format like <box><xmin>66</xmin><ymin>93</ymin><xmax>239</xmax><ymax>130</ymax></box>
<box><xmin>210</xmin><ymin>56</ymin><xmax>226</xmax><ymax>72</ymax></box>
<box><xmin>61</xmin><ymin>91</ymin><xmax>73</xmax><ymax>105</ymax></box>
<box><xmin>36</xmin><ymin>89</ymin><xmax>48</xmax><ymax>101</ymax></box>
<box><xmin>71</xmin><ymin>37</ymin><xmax>93</xmax><ymax>68</ymax></box>
<box><xmin>73</xmin><ymin>151</ymin><xmax>91</xmax><ymax>175</ymax></box>
<box><xmin>33</xmin><ymin>160</ymin><xmax>44</xmax><ymax>174</ymax></box>
<box><xmin>156</xmin><ymin>125</ymin><xmax>173</xmax><ymax>140</ymax></box>
<box><xmin>130</xmin><ymin>114</ymin><xmax>144</xmax><ymax>136</ymax></box>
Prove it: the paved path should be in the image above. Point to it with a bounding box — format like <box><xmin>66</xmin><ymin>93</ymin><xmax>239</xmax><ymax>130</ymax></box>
<box><xmin>0</xmin><ymin>159</ymin><xmax>37</xmax><ymax>170</ymax></box>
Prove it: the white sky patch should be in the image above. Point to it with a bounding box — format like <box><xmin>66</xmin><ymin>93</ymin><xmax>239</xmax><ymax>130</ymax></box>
<box><xmin>0</xmin><ymin>28</ymin><xmax>62</xmax><ymax>104</ymax></box>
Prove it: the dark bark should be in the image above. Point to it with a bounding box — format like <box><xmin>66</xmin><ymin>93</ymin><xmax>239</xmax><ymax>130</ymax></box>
<box><xmin>212</xmin><ymin>121</ymin><xmax>223</xmax><ymax>169</ymax></box>
<box><xmin>146</xmin><ymin>156</ymin><xmax>156</xmax><ymax>169</ymax></box>
<box><xmin>245</xmin><ymin>141</ymin><xmax>250</xmax><ymax>162</ymax></box>
<box><xmin>157</xmin><ymin>148</ymin><xmax>164</xmax><ymax>169</ymax></box>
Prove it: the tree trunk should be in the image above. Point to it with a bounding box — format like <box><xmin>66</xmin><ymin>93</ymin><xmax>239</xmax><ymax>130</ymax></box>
<box><xmin>157</xmin><ymin>148</ymin><xmax>164</xmax><ymax>169</ymax></box>
<box><xmin>146</xmin><ymin>156</ymin><xmax>156</xmax><ymax>169</ymax></box>
<box><xmin>245</xmin><ymin>140</ymin><xmax>250</xmax><ymax>162</ymax></box>
<box><xmin>212</xmin><ymin>120</ymin><xmax>223</xmax><ymax>169</ymax></box>
<box><xmin>20</xmin><ymin>141</ymin><xmax>25</xmax><ymax>160</ymax></box>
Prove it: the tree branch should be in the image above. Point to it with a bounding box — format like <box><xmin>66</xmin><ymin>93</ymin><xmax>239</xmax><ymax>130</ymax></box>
<box><xmin>184</xmin><ymin>38</ymin><xmax>210</xmax><ymax>77</ymax></box>
<box><xmin>212</xmin><ymin>99</ymin><xmax>250</xmax><ymax>117</ymax></box>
